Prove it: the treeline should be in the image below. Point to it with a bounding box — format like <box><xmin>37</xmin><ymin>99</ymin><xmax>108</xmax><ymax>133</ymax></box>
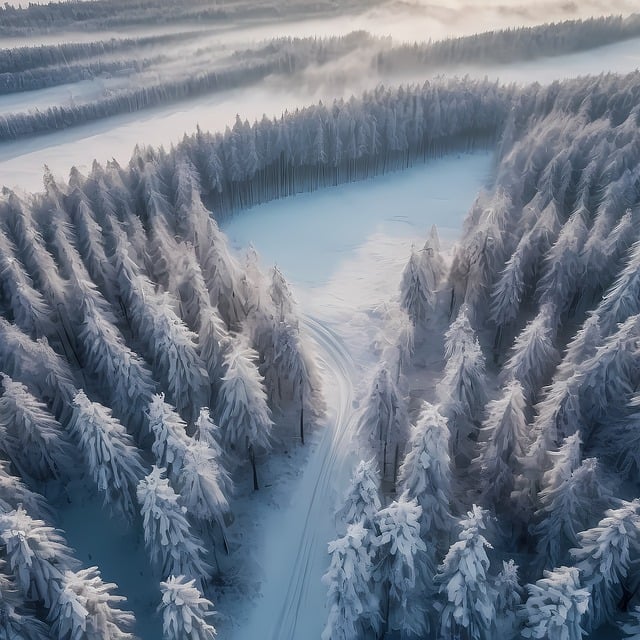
<box><xmin>0</xmin><ymin>31</ymin><xmax>197</xmax><ymax>75</ymax></box>
<box><xmin>0</xmin><ymin>54</ymin><xmax>163</xmax><ymax>95</ymax></box>
<box><xmin>0</xmin><ymin>0</ymin><xmax>375</xmax><ymax>35</ymax></box>
<box><xmin>179</xmin><ymin>77</ymin><xmax>510</xmax><ymax>214</ymax></box>
<box><xmin>2</xmin><ymin>15</ymin><xmax>640</xmax><ymax>137</ymax></box>
<box><xmin>375</xmin><ymin>13</ymin><xmax>640</xmax><ymax>73</ymax></box>
<box><xmin>322</xmin><ymin>68</ymin><xmax>640</xmax><ymax>639</ymax></box>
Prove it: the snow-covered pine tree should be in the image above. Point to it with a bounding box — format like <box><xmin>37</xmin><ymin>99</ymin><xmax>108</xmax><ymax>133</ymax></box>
<box><xmin>0</xmin><ymin>506</ymin><xmax>77</xmax><ymax>608</ymax></box>
<box><xmin>74</xmin><ymin>287</ymin><xmax>156</xmax><ymax>440</ymax></box>
<box><xmin>0</xmin><ymin>232</ymin><xmax>55</xmax><ymax>341</ymax></box>
<box><xmin>0</xmin><ymin>373</ymin><xmax>74</xmax><ymax>481</ymax></box>
<box><xmin>270</xmin><ymin>265</ymin><xmax>296</xmax><ymax>323</ymax></box>
<box><xmin>493</xmin><ymin>560</ymin><xmax>523</xmax><ymax>640</ymax></box>
<box><xmin>198</xmin><ymin>305</ymin><xmax>231</xmax><ymax>407</ymax></box>
<box><xmin>69</xmin><ymin>391</ymin><xmax>146</xmax><ymax>522</ymax></box>
<box><xmin>335</xmin><ymin>458</ymin><xmax>381</xmax><ymax>535</ymax></box>
<box><xmin>435</xmin><ymin>505</ymin><xmax>496</xmax><ymax>640</ymax></box>
<box><xmin>437</xmin><ymin>306</ymin><xmax>487</xmax><ymax>466</ymax></box>
<box><xmin>147</xmin><ymin>394</ymin><xmax>191</xmax><ymax>474</ymax></box>
<box><xmin>260</xmin><ymin>318</ymin><xmax>321</xmax><ymax>443</ymax></box>
<box><xmin>193</xmin><ymin>408</ymin><xmax>232</xmax><ymax>498</ymax></box>
<box><xmin>534</xmin><ymin>455</ymin><xmax>614</xmax><ymax>572</ymax></box>
<box><xmin>0</xmin><ymin>461</ymin><xmax>51</xmax><ymax>520</ymax></box>
<box><xmin>0</xmin><ymin>317</ymin><xmax>78</xmax><ymax>422</ymax></box>
<box><xmin>173</xmin><ymin>246</ymin><xmax>212</xmax><ymax>333</ymax></box>
<box><xmin>400</xmin><ymin>246</ymin><xmax>436</xmax><ymax>329</ymax></box>
<box><xmin>570</xmin><ymin>499</ymin><xmax>640</xmax><ymax>631</ymax></box>
<box><xmin>536</xmin><ymin>210</ymin><xmax>589</xmax><ymax>317</ymax></box>
<box><xmin>0</xmin><ymin>560</ymin><xmax>51</xmax><ymax>640</ymax></box>
<box><xmin>137</xmin><ymin>466</ymin><xmax>211</xmax><ymax>585</ymax></box>
<box><xmin>176</xmin><ymin>439</ymin><xmax>230</xmax><ymax>534</ymax></box>
<box><xmin>65</xmin><ymin>184</ymin><xmax>119</xmax><ymax>307</ymax></box>
<box><xmin>159</xmin><ymin>575</ymin><xmax>217</xmax><ymax>640</ymax></box>
<box><xmin>217</xmin><ymin>340</ymin><xmax>272</xmax><ymax>490</ymax></box>
<box><xmin>476</xmin><ymin>380</ymin><xmax>528</xmax><ymax>511</ymax></box>
<box><xmin>501</xmin><ymin>304</ymin><xmax>559</xmax><ymax>404</ymax></box>
<box><xmin>134</xmin><ymin>288</ymin><xmax>209</xmax><ymax>424</ymax></box>
<box><xmin>357</xmin><ymin>366</ymin><xmax>410</xmax><ymax>485</ymax></box>
<box><xmin>111</xmin><ymin>231</ymin><xmax>208</xmax><ymax>423</ymax></box>
<box><xmin>521</xmin><ymin>566</ymin><xmax>589</xmax><ymax>640</ymax></box>
<box><xmin>397</xmin><ymin>401</ymin><xmax>452</xmax><ymax>548</ymax></box>
<box><xmin>374</xmin><ymin>497</ymin><xmax>432</xmax><ymax>638</ymax></box>
<box><xmin>321</xmin><ymin>521</ymin><xmax>380</xmax><ymax>640</ymax></box>
<box><xmin>196</xmin><ymin>217</ymin><xmax>247</xmax><ymax>330</ymax></box>
<box><xmin>51</xmin><ymin>566</ymin><xmax>134</xmax><ymax>640</ymax></box>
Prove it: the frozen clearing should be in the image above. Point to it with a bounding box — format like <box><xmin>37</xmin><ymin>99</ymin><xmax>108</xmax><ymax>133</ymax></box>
<box><xmin>223</xmin><ymin>152</ymin><xmax>492</xmax><ymax>639</ymax></box>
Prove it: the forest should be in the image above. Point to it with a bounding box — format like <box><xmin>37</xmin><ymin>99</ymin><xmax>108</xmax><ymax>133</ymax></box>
<box><xmin>0</xmin><ymin>14</ymin><xmax>637</xmax><ymax>142</ymax></box>
<box><xmin>0</xmin><ymin>6</ymin><xmax>640</xmax><ymax>640</ymax></box>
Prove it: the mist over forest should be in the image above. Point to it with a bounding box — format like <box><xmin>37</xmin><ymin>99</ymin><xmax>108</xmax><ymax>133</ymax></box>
<box><xmin>0</xmin><ymin>2</ymin><xmax>639</xmax><ymax>640</ymax></box>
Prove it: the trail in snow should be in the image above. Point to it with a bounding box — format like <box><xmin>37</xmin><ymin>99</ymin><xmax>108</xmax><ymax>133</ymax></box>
<box><xmin>233</xmin><ymin>316</ymin><xmax>359</xmax><ymax>640</ymax></box>
<box><xmin>225</xmin><ymin>153</ymin><xmax>491</xmax><ymax>639</ymax></box>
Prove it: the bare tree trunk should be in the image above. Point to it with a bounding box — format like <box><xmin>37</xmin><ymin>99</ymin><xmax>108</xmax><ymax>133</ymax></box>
<box><xmin>249</xmin><ymin>444</ymin><xmax>259</xmax><ymax>491</ymax></box>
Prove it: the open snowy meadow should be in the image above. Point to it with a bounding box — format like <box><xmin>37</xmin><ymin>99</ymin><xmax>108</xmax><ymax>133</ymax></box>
<box><xmin>0</xmin><ymin>2</ymin><xmax>640</xmax><ymax>640</ymax></box>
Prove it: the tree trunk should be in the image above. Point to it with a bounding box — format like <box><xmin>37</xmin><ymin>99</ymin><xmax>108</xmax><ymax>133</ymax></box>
<box><xmin>299</xmin><ymin>403</ymin><xmax>304</xmax><ymax>445</ymax></box>
<box><xmin>249</xmin><ymin>444</ymin><xmax>259</xmax><ymax>491</ymax></box>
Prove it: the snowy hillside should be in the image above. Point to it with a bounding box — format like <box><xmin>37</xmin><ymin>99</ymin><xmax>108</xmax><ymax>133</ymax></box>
<box><xmin>0</xmin><ymin>2</ymin><xmax>640</xmax><ymax>640</ymax></box>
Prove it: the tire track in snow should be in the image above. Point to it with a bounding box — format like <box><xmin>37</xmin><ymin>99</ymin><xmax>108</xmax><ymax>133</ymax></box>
<box><xmin>270</xmin><ymin>315</ymin><xmax>359</xmax><ymax>640</ymax></box>
<box><xmin>233</xmin><ymin>314</ymin><xmax>359</xmax><ymax>640</ymax></box>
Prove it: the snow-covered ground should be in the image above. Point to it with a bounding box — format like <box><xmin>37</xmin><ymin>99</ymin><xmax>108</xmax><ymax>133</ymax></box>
<box><xmin>222</xmin><ymin>152</ymin><xmax>491</xmax><ymax>639</ymax></box>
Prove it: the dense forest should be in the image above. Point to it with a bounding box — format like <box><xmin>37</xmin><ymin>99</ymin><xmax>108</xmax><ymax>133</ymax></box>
<box><xmin>325</xmin><ymin>70</ymin><xmax>640</xmax><ymax>639</ymax></box>
<box><xmin>0</xmin><ymin>14</ymin><xmax>638</xmax><ymax>142</ymax></box>
<box><xmin>1</xmin><ymin>11</ymin><xmax>640</xmax><ymax>640</ymax></box>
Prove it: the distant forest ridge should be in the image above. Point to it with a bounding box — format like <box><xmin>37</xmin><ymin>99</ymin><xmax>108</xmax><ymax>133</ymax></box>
<box><xmin>0</xmin><ymin>14</ymin><xmax>638</xmax><ymax>140</ymax></box>
<box><xmin>0</xmin><ymin>0</ymin><xmax>380</xmax><ymax>34</ymax></box>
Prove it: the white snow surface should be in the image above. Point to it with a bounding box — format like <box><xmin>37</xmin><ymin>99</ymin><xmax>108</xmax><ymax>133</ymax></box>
<box><xmin>222</xmin><ymin>153</ymin><xmax>491</xmax><ymax>639</ymax></box>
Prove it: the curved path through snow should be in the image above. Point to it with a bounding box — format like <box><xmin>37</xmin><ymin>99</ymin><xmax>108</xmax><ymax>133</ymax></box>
<box><xmin>233</xmin><ymin>315</ymin><xmax>360</xmax><ymax>640</ymax></box>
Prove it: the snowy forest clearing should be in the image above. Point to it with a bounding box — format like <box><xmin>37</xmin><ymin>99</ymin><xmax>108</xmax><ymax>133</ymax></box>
<box><xmin>222</xmin><ymin>152</ymin><xmax>491</xmax><ymax>638</ymax></box>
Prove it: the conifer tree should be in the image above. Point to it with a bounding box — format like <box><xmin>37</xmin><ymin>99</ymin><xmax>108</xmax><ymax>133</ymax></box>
<box><xmin>335</xmin><ymin>459</ymin><xmax>381</xmax><ymax>535</ymax></box>
<box><xmin>0</xmin><ymin>373</ymin><xmax>74</xmax><ymax>481</ymax></box>
<box><xmin>0</xmin><ymin>506</ymin><xmax>77</xmax><ymax>608</ymax></box>
<box><xmin>321</xmin><ymin>522</ymin><xmax>380</xmax><ymax>640</ymax></box>
<box><xmin>193</xmin><ymin>408</ymin><xmax>232</xmax><ymax>497</ymax></box>
<box><xmin>137</xmin><ymin>467</ymin><xmax>211</xmax><ymax>585</ymax></box>
<box><xmin>217</xmin><ymin>340</ymin><xmax>273</xmax><ymax>490</ymax></box>
<box><xmin>494</xmin><ymin>560</ymin><xmax>523</xmax><ymax>639</ymax></box>
<box><xmin>398</xmin><ymin>401</ymin><xmax>452</xmax><ymax>547</ymax></box>
<box><xmin>357</xmin><ymin>366</ymin><xmax>410</xmax><ymax>484</ymax></box>
<box><xmin>69</xmin><ymin>391</ymin><xmax>146</xmax><ymax>522</ymax></box>
<box><xmin>534</xmin><ymin>454</ymin><xmax>613</xmax><ymax>571</ymax></box>
<box><xmin>436</xmin><ymin>505</ymin><xmax>497</xmax><ymax>640</ymax></box>
<box><xmin>438</xmin><ymin>306</ymin><xmax>487</xmax><ymax>465</ymax></box>
<box><xmin>374</xmin><ymin>497</ymin><xmax>432</xmax><ymax>638</ymax></box>
<box><xmin>51</xmin><ymin>567</ymin><xmax>135</xmax><ymax>640</ymax></box>
<box><xmin>147</xmin><ymin>394</ymin><xmax>190</xmax><ymax>475</ymax></box>
<box><xmin>0</xmin><ymin>560</ymin><xmax>51</xmax><ymax>640</ymax></box>
<box><xmin>159</xmin><ymin>576</ymin><xmax>218</xmax><ymax>640</ymax></box>
<box><xmin>570</xmin><ymin>499</ymin><xmax>640</xmax><ymax>630</ymax></box>
<box><xmin>521</xmin><ymin>567</ymin><xmax>589</xmax><ymax>640</ymax></box>
<box><xmin>476</xmin><ymin>380</ymin><xmax>527</xmax><ymax>510</ymax></box>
